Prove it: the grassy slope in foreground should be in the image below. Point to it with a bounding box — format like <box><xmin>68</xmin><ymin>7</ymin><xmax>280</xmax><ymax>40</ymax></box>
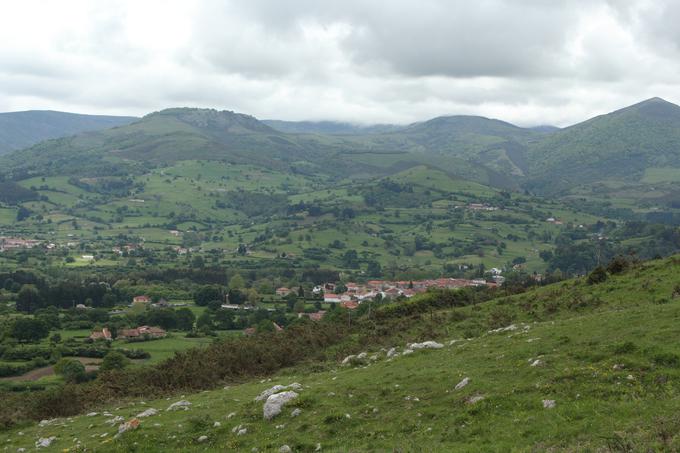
<box><xmin>3</xmin><ymin>256</ymin><xmax>680</xmax><ymax>452</ymax></box>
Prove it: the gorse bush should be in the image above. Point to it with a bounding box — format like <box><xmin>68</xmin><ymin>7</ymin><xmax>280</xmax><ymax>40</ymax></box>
<box><xmin>587</xmin><ymin>266</ymin><xmax>608</xmax><ymax>285</ymax></box>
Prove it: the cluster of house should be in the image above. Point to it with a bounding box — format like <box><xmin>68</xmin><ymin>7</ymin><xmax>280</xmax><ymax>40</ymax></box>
<box><xmin>131</xmin><ymin>295</ymin><xmax>186</xmax><ymax>309</ymax></box>
<box><xmin>466</xmin><ymin>203</ymin><xmax>499</xmax><ymax>211</ymax></box>
<box><xmin>89</xmin><ymin>325</ymin><xmax>167</xmax><ymax>341</ymax></box>
<box><xmin>0</xmin><ymin>237</ymin><xmax>42</xmax><ymax>252</ymax></box>
<box><xmin>546</xmin><ymin>217</ymin><xmax>564</xmax><ymax>225</ymax></box>
<box><xmin>112</xmin><ymin>244</ymin><xmax>139</xmax><ymax>255</ymax></box>
<box><xmin>275</xmin><ymin>278</ymin><xmax>498</xmax><ymax>309</ymax></box>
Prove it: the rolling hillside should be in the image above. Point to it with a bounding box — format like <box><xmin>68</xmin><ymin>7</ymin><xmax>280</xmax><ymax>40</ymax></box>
<box><xmin>0</xmin><ymin>108</ymin><xmax>514</xmax><ymax>188</ymax></box>
<box><xmin>524</xmin><ymin>97</ymin><xmax>680</xmax><ymax>194</ymax></box>
<box><xmin>0</xmin><ymin>110</ymin><xmax>137</xmax><ymax>155</ymax></box>
<box><xmin>1</xmin><ymin>255</ymin><xmax>679</xmax><ymax>451</ymax></box>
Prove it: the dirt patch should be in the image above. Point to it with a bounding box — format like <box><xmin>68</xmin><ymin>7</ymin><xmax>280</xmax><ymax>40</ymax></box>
<box><xmin>0</xmin><ymin>357</ymin><xmax>103</xmax><ymax>382</ymax></box>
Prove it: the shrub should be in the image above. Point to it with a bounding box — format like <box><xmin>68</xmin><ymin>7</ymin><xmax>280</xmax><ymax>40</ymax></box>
<box><xmin>487</xmin><ymin>306</ymin><xmax>514</xmax><ymax>329</ymax></box>
<box><xmin>614</xmin><ymin>341</ymin><xmax>637</xmax><ymax>354</ymax></box>
<box><xmin>587</xmin><ymin>266</ymin><xmax>608</xmax><ymax>285</ymax></box>
<box><xmin>653</xmin><ymin>352</ymin><xmax>680</xmax><ymax>368</ymax></box>
<box><xmin>54</xmin><ymin>358</ymin><xmax>86</xmax><ymax>383</ymax></box>
<box><xmin>100</xmin><ymin>351</ymin><xmax>130</xmax><ymax>373</ymax></box>
<box><xmin>607</xmin><ymin>256</ymin><xmax>631</xmax><ymax>275</ymax></box>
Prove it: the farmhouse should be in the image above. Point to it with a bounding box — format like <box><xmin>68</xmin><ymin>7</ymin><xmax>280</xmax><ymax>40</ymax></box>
<box><xmin>89</xmin><ymin>328</ymin><xmax>112</xmax><ymax>341</ymax></box>
<box><xmin>276</xmin><ymin>287</ymin><xmax>292</xmax><ymax>296</ymax></box>
<box><xmin>298</xmin><ymin>311</ymin><xmax>326</xmax><ymax>321</ymax></box>
<box><xmin>117</xmin><ymin>325</ymin><xmax>166</xmax><ymax>340</ymax></box>
<box><xmin>132</xmin><ymin>295</ymin><xmax>151</xmax><ymax>304</ymax></box>
<box><xmin>341</xmin><ymin>301</ymin><xmax>359</xmax><ymax>310</ymax></box>
<box><xmin>324</xmin><ymin>293</ymin><xmax>342</xmax><ymax>303</ymax></box>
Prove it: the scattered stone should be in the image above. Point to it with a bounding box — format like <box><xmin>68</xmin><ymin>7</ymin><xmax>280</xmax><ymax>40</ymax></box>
<box><xmin>345</xmin><ymin>413</ymin><xmax>351</xmax><ymax>419</ymax></box>
<box><xmin>455</xmin><ymin>377</ymin><xmax>470</xmax><ymax>390</ymax></box>
<box><xmin>255</xmin><ymin>383</ymin><xmax>302</xmax><ymax>401</ymax></box>
<box><xmin>279</xmin><ymin>446</ymin><xmax>292</xmax><ymax>453</ymax></box>
<box><xmin>488</xmin><ymin>324</ymin><xmax>518</xmax><ymax>333</ymax></box>
<box><xmin>18</xmin><ymin>448</ymin><xmax>26</xmax><ymax>453</ymax></box>
<box><xmin>291</xmin><ymin>408</ymin><xmax>302</xmax><ymax>417</ymax></box>
<box><xmin>341</xmin><ymin>355</ymin><xmax>357</xmax><ymax>365</ymax></box>
<box><xmin>627</xmin><ymin>375</ymin><xmax>635</xmax><ymax>381</ymax></box>
<box><xmin>543</xmin><ymin>399</ymin><xmax>556</xmax><ymax>409</ymax></box>
<box><xmin>264</xmin><ymin>391</ymin><xmax>299</xmax><ymax>420</ymax></box>
<box><xmin>100</xmin><ymin>433</ymin><xmax>109</xmax><ymax>438</ymax></box>
<box><xmin>116</xmin><ymin>418</ymin><xmax>141</xmax><ymax>437</ymax></box>
<box><xmin>166</xmin><ymin>400</ymin><xmax>192</xmax><ymax>411</ymax></box>
<box><xmin>237</xmin><ymin>428</ymin><xmax>247</xmax><ymax>436</ymax></box>
<box><xmin>86</xmin><ymin>412</ymin><xmax>99</xmax><ymax>417</ymax></box>
<box><xmin>357</xmin><ymin>352</ymin><xmax>368</xmax><ymax>359</ymax></box>
<box><xmin>408</xmin><ymin>341</ymin><xmax>444</xmax><ymax>350</ymax></box>
<box><xmin>232</xmin><ymin>424</ymin><xmax>244</xmax><ymax>433</ymax></box>
<box><xmin>197</xmin><ymin>435</ymin><xmax>208</xmax><ymax>443</ymax></box>
<box><xmin>530</xmin><ymin>359</ymin><xmax>543</xmax><ymax>367</ymax></box>
<box><xmin>276</xmin><ymin>424</ymin><xmax>285</xmax><ymax>429</ymax></box>
<box><xmin>35</xmin><ymin>437</ymin><xmax>56</xmax><ymax>448</ymax></box>
<box><xmin>402</xmin><ymin>349</ymin><xmax>414</xmax><ymax>355</ymax></box>
<box><xmin>466</xmin><ymin>395</ymin><xmax>485</xmax><ymax>405</ymax></box>
<box><xmin>38</xmin><ymin>419</ymin><xmax>58</xmax><ymax>427</ymax></box>
<box><xmin>105</xmin><ymin>416</ymin><xmax>125</xmax><ymax>426</ymax></box>
<box><xmin>613</xmin><ymin>364</ymin><xmax>625</xmax><ymax>370</ymax></box>
<box><xmin>386</xmin><ymin>348</ymin><xmax>398</xmax><ymax>358</ymax></box>
<box><xmin>227</xmin><ymin>412</ymin><xmax>237</xmax><ymax>419</ymax></box>
<box><xmin>213</xmin><ymin>421</ymin><xmax>221</xmax><ymax>428</ymax></box>
<box><xmin>316</xmin><ymin>443</ymin><xmax>322</xmax><ymax>451</ymax></box>
<box><xmin>136</xmin><ymin>408</ymin><xmax>158</xmax><ymax>418</ymax></box>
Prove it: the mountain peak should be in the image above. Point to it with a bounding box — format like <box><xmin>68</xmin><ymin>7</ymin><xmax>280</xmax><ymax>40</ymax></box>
<box><xmin>146</xmin><ymin>107</ymin><xmax>276</xmax><ymax>134</ymax></box>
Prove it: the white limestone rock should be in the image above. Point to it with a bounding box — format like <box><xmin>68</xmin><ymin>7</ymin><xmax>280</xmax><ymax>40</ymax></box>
<box><xmin>263</xmin><ymin>391</ymin><xmax>299</xmax><ymax>420</ymax></box>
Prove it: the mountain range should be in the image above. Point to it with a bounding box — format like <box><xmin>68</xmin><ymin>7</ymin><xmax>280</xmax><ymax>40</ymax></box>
<box><xmin>1</xmin><ymin>97</ymin><xmax>679</xmax><ymax>200</ymax></box>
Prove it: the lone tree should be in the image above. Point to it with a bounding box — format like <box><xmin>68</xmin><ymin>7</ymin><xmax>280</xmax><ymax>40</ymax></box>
<box><xmin>100</xmin><ymin>351</ymin><xmax>130</xmax><ymax>373</ymax></box>
<box><xmin>54</xmin><ymin>358</ymin><xmax>86</xmax><ymax>383</ymax></box>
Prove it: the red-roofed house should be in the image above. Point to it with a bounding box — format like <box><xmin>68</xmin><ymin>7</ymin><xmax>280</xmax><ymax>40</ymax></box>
<box><xmin>341</xmin><ymin>301</ymin><xmax>359</xmax><ymax>310</ymax></box>
<box><xmin>89</xmin><ymin>327</ymin><xmax>112</xmax><ymax>341</ymax></box>
<box><xmin>276</xmin><ymin>287</ymin><xmax>292</xmax><ymax>296</ymax></box>
<box><xmin>132</xmin><ymin>295</ymin><xmax>151</xmax><ymax>304</ymax></box>
<box><xmin>117</xmin><ymin>325</ymin><xmax>166</xmax><ymax>340</ymax></box>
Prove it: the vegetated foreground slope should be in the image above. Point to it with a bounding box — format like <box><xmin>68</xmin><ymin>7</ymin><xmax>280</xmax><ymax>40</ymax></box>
<box><xmin>3</xmin><ymin>255</ymin><xmax>680</xmax><ymax>451</ymax></box>
<box><xmin>0</xmin><ymin>110</ymin><xmax>137</xmax><ymax>155</ymax></box>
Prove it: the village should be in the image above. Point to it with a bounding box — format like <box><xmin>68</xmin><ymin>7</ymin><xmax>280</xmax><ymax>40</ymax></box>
<box><xmin>276</xmin><ymin>276</ymin><xmax>499</xmax><ymax>311</ymax></box>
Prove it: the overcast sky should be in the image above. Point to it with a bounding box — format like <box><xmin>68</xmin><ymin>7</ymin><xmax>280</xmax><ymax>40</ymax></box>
<box><xmin>1</xmin><ymin>0</ymin><xmax>679</xmax><ymax>126</ymax></box>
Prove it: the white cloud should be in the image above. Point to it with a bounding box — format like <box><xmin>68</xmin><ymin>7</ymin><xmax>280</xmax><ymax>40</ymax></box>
<box><xmin>0</xmin><ymin>0</ymin><xmax>679</xmax><ymax>126</ymax></box>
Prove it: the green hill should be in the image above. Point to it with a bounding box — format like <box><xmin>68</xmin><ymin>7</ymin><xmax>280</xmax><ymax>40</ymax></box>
<box><xmin>0</xmin><ymin>108</ymin><xmax>515</xmax><ymax>189</ymax></box>
<box><xmin>525</xmin><ymin>97</ymin><xmax>680</xmax><ymax>195</ymax></box>
<box><xmin>0</xmin><ymin>110</ymin><xmax>137</xmax><ymax>155</ymax></box>
<box><xmin>2</xmin><ymin>256</ymin><xmax>680</xmax><ymax>451</ymax></box>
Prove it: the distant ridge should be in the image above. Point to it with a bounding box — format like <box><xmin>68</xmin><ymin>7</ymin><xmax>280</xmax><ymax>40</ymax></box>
<box><xmin>0</xmin><ymin>110</ymin><xmax>138</xmax><ymax>155</ymax></box>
